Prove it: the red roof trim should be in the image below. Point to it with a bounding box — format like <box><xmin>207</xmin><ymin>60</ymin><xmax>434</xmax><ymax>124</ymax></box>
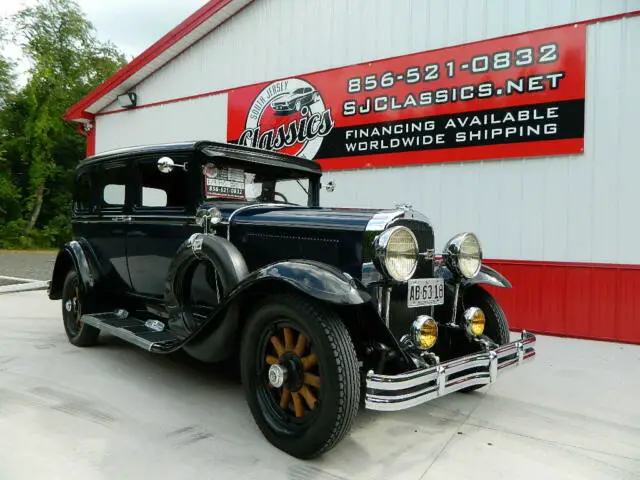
<box><xmin>64</xmin><ymin>0</ymin><xmax>242</xmax><ymax>122</ymax></box>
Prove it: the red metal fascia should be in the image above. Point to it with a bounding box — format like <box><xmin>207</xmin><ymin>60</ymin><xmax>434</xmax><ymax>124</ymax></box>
<box><xmin>64</xmin><ymin>0</ymin><xmax>239</xmax><ymax>122</ymax></box>
<box><xmin>484</xmin><ymin>260</ymin><xmax>640</xmax><ymax>345</ymax></box>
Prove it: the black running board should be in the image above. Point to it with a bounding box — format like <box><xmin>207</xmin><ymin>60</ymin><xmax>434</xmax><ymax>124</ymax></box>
<box><xmin>81</xmin><ymin>311</ymin><xmax>181</xmax><ymax>352</ymax></box>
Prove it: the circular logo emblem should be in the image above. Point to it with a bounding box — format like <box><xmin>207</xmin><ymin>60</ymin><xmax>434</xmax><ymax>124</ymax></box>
<box><xmin>238</xmin><ymin>78</ymin><xmax>334</xmax><ymax>160</ymax></box>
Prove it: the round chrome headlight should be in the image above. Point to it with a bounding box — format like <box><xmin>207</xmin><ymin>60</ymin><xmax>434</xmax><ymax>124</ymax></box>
<box><xmin>411</xmin><ymin>315</ymin><xmax>438</xmax><ymax>350</ymax></box>
<box><xmin>374</xmin><ymin>226</ymin><xmax>419</xmax><ymax>282</ymax></box>
<box><xmin>443</xmin><ymin>232</ymin><xmax>482</xmax><ymax>279</ymax></box>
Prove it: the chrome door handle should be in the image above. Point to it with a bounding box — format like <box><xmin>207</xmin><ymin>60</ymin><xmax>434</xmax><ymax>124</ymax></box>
<box><xmin>111</xmin><ymin>215</ymin><xmax>132</xmax><ymax>222</ymax></box>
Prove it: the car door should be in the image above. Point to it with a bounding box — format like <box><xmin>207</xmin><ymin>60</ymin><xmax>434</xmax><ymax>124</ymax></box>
<box><xmin>126</xmin><ymin>153</ymin><xmax>198</xmax><ymax>298</ymax></box>
<box><xmin>89</xmin><ymin>159</ymin><xmax>134</xmax><ymax>291</ymax></box>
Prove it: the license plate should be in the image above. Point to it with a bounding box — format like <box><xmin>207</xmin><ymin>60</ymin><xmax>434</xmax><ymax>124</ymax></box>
<box><xmin>407</xmin><ymin>278</ymin><xmax>445</xmax><ymax>308</ymax></box>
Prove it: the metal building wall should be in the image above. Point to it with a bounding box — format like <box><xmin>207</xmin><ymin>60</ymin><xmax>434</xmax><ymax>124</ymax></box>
<box><xmin>114</xmin><ymin>0</ymin><xmax>638</xmax><ymax>108</ymax></box>
<box><xmin>93</xmin><ymin>0</ymin><xmax>640</xmax><ymax>343</ymax></box>
<box><xmin>95</xmin><ymin>94</ymin><xmax>227</xmax><ymax>153</ymax></box>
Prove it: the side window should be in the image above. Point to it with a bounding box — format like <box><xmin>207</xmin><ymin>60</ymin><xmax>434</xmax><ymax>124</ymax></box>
<box><xmin>135</xmin><ymin>158</ymin><xmax>188</xmax><ymax>210</ymax></box>
<box><xmin>100</xmin><ymin>165</ymin><xmax>128</xmax><ymax>209</ymax></box>
<box><xmin>73</xmin><ymin>171</ymin><xmax>93</xmax><ymax>212</ymax></box>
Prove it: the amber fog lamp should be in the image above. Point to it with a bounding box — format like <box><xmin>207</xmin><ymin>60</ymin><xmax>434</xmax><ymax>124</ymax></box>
<box><xmin>443</xmin><ymin>232</ymin><xmax>482</xmax><ymax>279</ymax></box>
<box><xmin>463</xmin><ymin>307</ymin><xmax>486</xmax><ymax>337</ymax></box>
<box><xmin>373</xmin><ymin>226</ymin><xmax>419</xmax><ymax>282</ymax></box>
<box><xmin>411</xmin><ymin>315</ymin><xmax>438</xmax><ymax>350</ymax></box>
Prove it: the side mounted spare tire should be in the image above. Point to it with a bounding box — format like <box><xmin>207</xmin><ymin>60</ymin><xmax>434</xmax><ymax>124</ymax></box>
<box><xmin>164</xmin><ymin>233</ymin><xmax>249</xmax><ymax>339</ymax></box>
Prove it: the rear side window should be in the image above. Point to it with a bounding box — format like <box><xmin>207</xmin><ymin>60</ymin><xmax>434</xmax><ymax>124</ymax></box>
<box><xmin>100</xmin><ymin>165</ymin><xmax>128</xmax><ymax>209</ymax></box>
<box><xmin>135</xmin><ymin>158</ymin><xmax>188</xmax><ymax>209</ymax></box>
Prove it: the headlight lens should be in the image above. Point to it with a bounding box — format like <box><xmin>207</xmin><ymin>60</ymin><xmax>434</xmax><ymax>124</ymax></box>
<box><xmin>411</xmin><ymin>315</ymin><xmax>438</xmax><ymax>350</ymax></box>
<box><xmin>443</xmin><ymin>232</ymin><xmax>482</xmax><ymax>279</ymax></box>
<box><xmin>463</xmin><ymin>307</ymin><xmax>485</xmax><ymax>337</ymax></box>
<box><xmin>374</xmin><ymin>226</ymin><xmax>419</xmax><ymax>282</ymax></box>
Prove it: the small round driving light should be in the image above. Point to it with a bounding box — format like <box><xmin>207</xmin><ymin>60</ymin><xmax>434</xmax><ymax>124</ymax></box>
<box><xmin>463</xmin><ymin>307</ymin><xmax>486</xmax><ymax>337</ymax></box>
<box><xmin>411</xmin><ymin>315</ymin><xmax>438</xmax><ymax>350</ymax></box>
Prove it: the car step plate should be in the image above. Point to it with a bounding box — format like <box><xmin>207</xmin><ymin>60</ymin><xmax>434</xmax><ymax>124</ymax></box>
<box><xmin>81</xmin><ymin>312</ymin><xmax>180</xmax><ymax>351</ymax></box>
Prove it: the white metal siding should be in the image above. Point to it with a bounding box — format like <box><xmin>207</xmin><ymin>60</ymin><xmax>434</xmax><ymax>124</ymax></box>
<box><xmin>95</xmin><ymin>94</ymin><xmax>228</xmax><ymax>153</ymax></box>
<box><xmin>133</xmin><ymin>0</ymin><xmax>638</xmax><ymax>106</ymax></box>
<box><xmin>321</xmin><ymin>16</ymin><xmax>640</xmax><ymax>264</ymax></box>
<box><xmin>94</xmin><ymin>0</ymin><xmax>640</xmax><ymax>265</ymax></box>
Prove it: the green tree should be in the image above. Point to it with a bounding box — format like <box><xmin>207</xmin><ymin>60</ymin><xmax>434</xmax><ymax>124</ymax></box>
<box><xmin>0</xmin><ymin>0</ymin><xmax>125</xmax><ymax>248</ymax></box>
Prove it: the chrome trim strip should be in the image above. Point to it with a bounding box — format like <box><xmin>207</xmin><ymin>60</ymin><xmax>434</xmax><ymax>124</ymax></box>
<box><xmin>365</xmin><ymin>209</ymin><xmax>405</xmax><ymax>232</ymax></box>
<box><xmin>364</xmin><ymin>331</ymin><xmax>536</xmax><ymax>411</ymax></box>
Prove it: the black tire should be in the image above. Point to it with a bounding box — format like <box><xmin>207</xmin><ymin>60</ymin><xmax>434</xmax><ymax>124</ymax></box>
<box><xmin>460</xmin><ymin>285</ymin><xmax>510</xmax><ymax>392</ymax></box>
<box><xmin>240</xmin><ymin>293</ymin><xmax>360</xmax><ymax>459</ymax></box>
<box><xmin>61</xmin><ymin>270</ymin><xmax>100</xmax><ymax>347</ymax></box>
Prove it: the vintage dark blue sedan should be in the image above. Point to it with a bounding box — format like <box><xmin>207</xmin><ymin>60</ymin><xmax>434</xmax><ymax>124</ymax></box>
<box><xmin>48</xmin><ymin>140</ymin><xmax>536</xmax><ymax>459</ymax></box>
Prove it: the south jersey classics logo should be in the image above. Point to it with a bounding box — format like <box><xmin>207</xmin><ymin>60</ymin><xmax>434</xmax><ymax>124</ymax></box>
<box><xmin>238</xmin><ymin>78</ymin><xmax>334</xmax><ymax>159</ymax></box>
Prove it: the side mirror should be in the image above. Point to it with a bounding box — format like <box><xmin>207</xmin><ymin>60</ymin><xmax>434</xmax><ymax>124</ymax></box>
<box><xmin>157</xmin><ymin>156</ymin><xmax>188</xmax><ymax>173</ymax></box>
<box><xmin>324</xmin><ymin>181</ymin><xmax>335</xmax><ymax>192</ymax></box>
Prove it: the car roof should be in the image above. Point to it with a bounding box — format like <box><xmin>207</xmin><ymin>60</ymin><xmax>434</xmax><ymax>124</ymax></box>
<box><xmin>79</xmin><ymin>140</ymin><xmax>323</xmax><ymax>176</ymax></box>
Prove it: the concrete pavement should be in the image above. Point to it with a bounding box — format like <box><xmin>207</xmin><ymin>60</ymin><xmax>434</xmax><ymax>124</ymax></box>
<box><xmin>0</xmin><ymin>290</ymin><xmax>639</xmax><ymax>479</ymax></box>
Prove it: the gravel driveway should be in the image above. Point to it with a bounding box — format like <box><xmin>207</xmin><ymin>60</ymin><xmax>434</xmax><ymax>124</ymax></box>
<box><xmin>0</xmin><ymin>250</ymin><xmax>57</xmax><ymax>282</ymax></box>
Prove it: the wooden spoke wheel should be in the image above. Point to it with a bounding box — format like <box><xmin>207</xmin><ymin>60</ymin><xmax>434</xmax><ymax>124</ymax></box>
<box><xmin>264</xmin><ymin>325</ymin><xmax>322</xmax><ymax>421</ymax></box>
<box><xmin>61</xmin><ymin>270</ymin><xmax>99</xmax><ymax>347</ymax></box>
<box><xmin>240</xmin><ymin>293</ymin><xmax>360</xmax><ymax>459</ymax></box>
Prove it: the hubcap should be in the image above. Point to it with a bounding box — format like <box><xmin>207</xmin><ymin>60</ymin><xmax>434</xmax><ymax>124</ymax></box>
<box><xmin>268</xmin><ymin>364</ymin><xmax>288</xmax><ymax>388</ymax></box>
<box><xmin>64</xmin><ymin>283</ymin><xmax>82</xmax><ymax>333</ymax></box>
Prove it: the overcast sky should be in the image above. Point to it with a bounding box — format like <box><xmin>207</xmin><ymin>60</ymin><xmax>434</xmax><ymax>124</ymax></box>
<box><xmin>1</xmin><ymin>0</ymin><xmax>209</xmax><ymax>69</ymax></box>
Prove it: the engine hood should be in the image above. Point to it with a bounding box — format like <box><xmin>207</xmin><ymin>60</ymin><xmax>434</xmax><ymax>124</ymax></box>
<box><xmin>234</xmin><ymin>206</ymin><xmax>382</xmax><ymax>231</ymax></box>
<box><xmin>205</xmin><ymin>202</ymin><xmax>433</xmax><ymax>281</ymax></box>
<box><xmin>208</xmin><ymin>203</ymin><xmax>404</xmax><ymax>232</ymax></box>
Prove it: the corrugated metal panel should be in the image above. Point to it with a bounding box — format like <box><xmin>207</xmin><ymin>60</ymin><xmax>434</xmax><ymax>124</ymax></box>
<box><xmin>95</xmin><ymin>94</ymin><xmax>228</xmax><ymax>153</ymax></box>
<box><xmin>105</xmin><ymin>0</ymin><xmax>640</xmax><ymax>265</ymax></box>
<box><xmin>133</xmin><ymin>0</ymin><xmax>637</xmax><ymax>106</ymax></box>
<box><xmin>486</xmin><ymin>261</ymin><xmax>640</xmax><ymax>344</ymax></box>
<box><xmin>321</xmin><ymin>15</ymin><xmax>640</xmax><ymax>266</ymax></box>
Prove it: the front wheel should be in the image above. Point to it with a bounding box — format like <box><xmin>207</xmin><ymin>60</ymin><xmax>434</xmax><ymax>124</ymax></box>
<box><xmin>240</xmin><ymin>293</ymin><xmax>360</xmax><ymax>459</ymax></box>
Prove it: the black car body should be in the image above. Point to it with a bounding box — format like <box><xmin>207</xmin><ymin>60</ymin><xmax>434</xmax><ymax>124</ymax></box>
<box><xmin>48</xmin><ymin>140</ymin><xmax>536</xmax><ymax>459</ymax></box>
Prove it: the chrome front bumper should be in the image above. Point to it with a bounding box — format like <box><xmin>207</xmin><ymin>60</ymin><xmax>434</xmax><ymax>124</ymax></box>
<box><xmin>365</xmin><ymin>331</ymin><xmax>536</xmax><ymax>411</ymax></box>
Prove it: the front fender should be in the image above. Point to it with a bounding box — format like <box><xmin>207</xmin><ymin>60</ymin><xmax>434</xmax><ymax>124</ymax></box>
<box><xmin>178</xmin><ymin>259</ymin><xmax>374</xmax><ymax>363</ymax></box>
<box><xmin>244</xmin><ymin>259</ymin><xmax>373</xmax><ymax>305</ymax></box>
<box><xmin>48</xmin><ymin>239</ymin><xmax>98</xmax><ymax>299</ymax></box>
<box><xmin>436</xmin><ymin>262</ymin><xmax>512</xmax><ymax>289</ymax></box>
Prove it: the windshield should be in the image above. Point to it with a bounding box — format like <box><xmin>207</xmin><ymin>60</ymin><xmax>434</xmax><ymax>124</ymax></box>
<box><xmin>202</xmin><ymin>162</ymin><xmax>314</xmax><ymax>206</ymax></box>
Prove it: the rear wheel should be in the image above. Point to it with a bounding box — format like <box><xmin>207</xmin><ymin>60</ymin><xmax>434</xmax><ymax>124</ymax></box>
<box><xmin>61</xmin><ymin>270</ymin><xmax>100</xmax><ymax>347</ymax></box>
<box><xmin>240</xmin><ymin>293</ymin><xmax>360</xmax><ymax>459</ymax></box>
<box><xmin>460</xmin><ymin>285</ymin><xmax>509</xmax><ymax>392</ymax></box>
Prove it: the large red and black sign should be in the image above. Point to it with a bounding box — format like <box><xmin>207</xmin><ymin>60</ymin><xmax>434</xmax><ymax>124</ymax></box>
<box><xmin>227</xmin><ymin>24</ymin><xmax>586</xmax><ymax>171</ymax></box>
